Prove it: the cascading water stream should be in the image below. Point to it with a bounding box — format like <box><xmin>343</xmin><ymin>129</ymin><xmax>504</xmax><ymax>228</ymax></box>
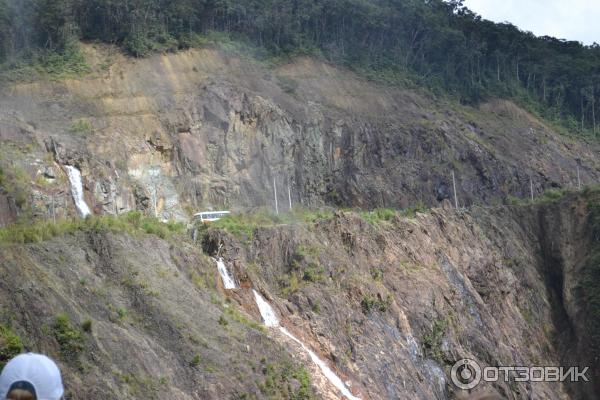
<box><xmin>216</xmin><ymin>258</ymin><xmax>237</xmax><ymax>289</ymax></box>
<box><xmin>252</xmin><ymin>289</ymin><xmax>279</xmax><ymax>327</ymax></box>
<box><xmin>65</xmin><ymin>165</ymin><xmax>91</xmax><ymax>217</ymax></box>
<box><xmin>252</xmin><ymin>289</ymin><xmax>361</xmax><ymax>400</ymax></box>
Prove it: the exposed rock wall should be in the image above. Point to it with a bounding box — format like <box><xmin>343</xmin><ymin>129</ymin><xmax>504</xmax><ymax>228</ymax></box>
<box><xmin>1</xmin><ymin>45</ymin><xmax>599</xmax><ymax>222</ymax></box>
<box><xmin>0</xmin><ymin>193</ymin><xmax>597</xmax><ymax>399</ymax></box>
<box><xmin>209</xmin><ymin>194</ymin><xmax>595</xmax><ymax>399</ymax></box>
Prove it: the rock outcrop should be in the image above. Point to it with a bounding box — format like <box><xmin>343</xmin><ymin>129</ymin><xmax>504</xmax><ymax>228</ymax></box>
<box><xmin>1</xmin><ymin>43</ymin><xmax>600</xmax><ymax>400</ymax></box>
<box><xmin>1</xmin><ymin>44</ymin><xmax>599</xmax><ymax>221</ymax></box>
<box><xmin>1</xmin><ymin>193</ymin><xmax>597</xmax><ymax>399</ymax></box>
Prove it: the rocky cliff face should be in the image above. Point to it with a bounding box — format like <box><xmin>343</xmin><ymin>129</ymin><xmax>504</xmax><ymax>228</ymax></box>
<box><xmin>0</xmin><ymin>229</ymin><xmax>319</xmax><ymax>399</ymax></box>
<box><xmin>207</xmin><ymin>193</ymin><xmax>599</xmax><ymax>399</ymax></box>
<box><xmin>0</xmin><ymin>194</ymin><xmax>597</xmax><ymax>399</ymax></box>
<box><xmin>1</xmin><ymin>44</ymin><xmax>599</xmax><ymax>223</ymax></box>
<box><xmin>1</xmin><ymin>43</ymin><xmax>600</xmax><ymax>400</ymax></box>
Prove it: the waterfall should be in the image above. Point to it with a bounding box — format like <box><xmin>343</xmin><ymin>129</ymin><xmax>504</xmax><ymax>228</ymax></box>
<box><xmin>252</xmin><ymin>290</ymin><xmax>361</xmax><ymax>400</ymax></box>
<box><xmin>252</xmin><ymin>289</ymin><xmax>279</xmax><ymax>327</ymax></box>
<box><xmin>65</xmin><ymin>165</ymin><xmax>91</xmax><ymax>217</ymax></box>
<box><xmin>216</xmin><ymin>258</ymin><xmax>236</xmax><ymax>289</ymax></box>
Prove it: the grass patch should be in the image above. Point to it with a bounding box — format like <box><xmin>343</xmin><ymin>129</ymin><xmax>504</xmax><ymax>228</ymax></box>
<box><xmin>69</xmin><ymin>119</ymin><xmax>93</xmax><ymax>136</ymax></box>
<box><xmin>224</xmin><ymin>307</ymin><xmax>265</xmax><ymax>332</ymax></box>
<box><xmin>360</xmin><ymin>208</ymin><xmax>396</xmax><ymax>225</ymax></box>
<box><xmin>0</xmin><ymin>211</ymin><xmax>185</xmax><ymax>244</ymax></box>
<box><xmin>0</xmin><ymin>325</ymin><xmax>24</xmax><ymax>369</ymax></box>
<box><xmin>190</xmin><ymin>270</ymin><xmax>215</xmax><ymax>290</ymax></box>
<box><xmin>505</xmin><ymin>187</ymin><xmax>569</xmax><ymax>206</ymax></box>
<box><xmin>197</xmin><ymin>208</ymin><xmax>334</xmax><ymax>241</ymax></box>
<box><xmin>360</xmin><ymin>203</ymin><xmax>428</xmax><ymax>225</ymax></box>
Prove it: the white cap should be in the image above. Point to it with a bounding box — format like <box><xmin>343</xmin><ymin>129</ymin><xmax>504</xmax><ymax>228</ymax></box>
<box><xmin>0</xmin><ymin>353</ymin><xmax>64</xmax><ymax>400</ymax></box>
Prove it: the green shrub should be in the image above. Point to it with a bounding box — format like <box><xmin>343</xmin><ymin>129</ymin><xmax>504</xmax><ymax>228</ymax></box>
<box><xmin>421</xmin><ymin>318</ymin><xmax>448</xmax><ymax>363</ymax></box>
<box><xmin>81</xmin><ymin>319</ymin><xmax>92</xmax><ymax>333</ymax></box>
<box><xmin>39</xmin><ymin>44</ymin><xmax>90</xmax><ymax>77</ymax></box>
<box><xmin>536</xmin><ymin>188</ymin><xmax>568</xmax><ymax>203</ymax></box>
<box><xmin>279</xmin><ymin>274</ymin><xmax>299</xmax><ymax>298</ymax></box>
<box><xmin>370</xmin><ymin>268</ymin><xmax>384</xmax><ymax>281</ymax></box>
<box><xmin>0</xmin><ymin>325</ymin><xmax>24</xmax><ymax>369</ymax></box>
<box><xmin>400</xmin><ymin>201</ymin><xmax>429</xmax><ymax>218</ymax></box>
<box><xmin>302</xmin><ymin>264</ymin><xmax>325</xmax><ymax>283</ymax></box>
<box><xmin>69</xmin><ymin>119</ymin><xmax>92</xmax><ymax>136</ymax></box>
<box><xmin>190</xmin><ymin>354</ymin><xmax>201</xmax><ymax>367</ymax></box>
<box><xmin>258</xmin><ymin>361</ymin><xmax>315</xmax><ymax>399</ymax></box>
<box><xmin>52</xmin><ymin>314</ymin><xmax>85</xmax><ymax>360</ymax></box>
<box><xmin>0</xmin><ymin>165</ymin><xmax>30</xmax><ymax>209</ymax></box>
<box><xmin>360</xmin><ymin>294</ymin><xmax>391</xmax><ymax>314</ymax></box>
<box><xmin>117</xmin><ymin>308</ymin><xmax>128</xmax><ymax>320</ymax></box>
<box><xmin>360</xmin><ymin>208</ymin><xmax>396</xmax><ymax>225</ymax></box>
<box><xmin>506</xmin><ymin>195</ymin><xmax>526</xmax><ymax>205</ymax></box>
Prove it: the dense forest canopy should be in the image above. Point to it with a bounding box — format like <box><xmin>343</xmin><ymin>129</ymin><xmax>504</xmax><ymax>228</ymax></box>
<box><xmin>1</xmin><ymin>0</ymin><xmax>599</xmax><ymax>134</ymax></box>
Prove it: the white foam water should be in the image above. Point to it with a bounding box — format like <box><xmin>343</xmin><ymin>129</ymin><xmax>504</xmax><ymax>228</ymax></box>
<box><xmin>65</xmin><ymin>165</ymin><xmax>91</xmax><ymax>217</ymax></box>
<box><xmin>252</xmin><ymin>289</ymin><xmax>279</xmax><ymax>326</ymax></box>
<box><xmin>252</xmin><ymin>290</ymin><xmax>360</xmax><ymax>400</ymax></box>
<box><xmin>216</xmin><ymin>258</ymin><xmax>236</xmax><ymax>289</ymax></box>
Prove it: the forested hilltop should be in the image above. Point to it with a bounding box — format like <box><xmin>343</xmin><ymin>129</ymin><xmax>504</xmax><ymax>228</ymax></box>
<box><xmin>0</xmin><ymin>0</ymin><xmax>599</xmax><ymax>135</ymax></box>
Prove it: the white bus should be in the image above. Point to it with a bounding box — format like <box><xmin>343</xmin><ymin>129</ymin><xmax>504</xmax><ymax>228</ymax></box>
<box><xmin>193</xmin><ymin>211</ymin><xmax>231</xmax><ymax>224</ymax></box>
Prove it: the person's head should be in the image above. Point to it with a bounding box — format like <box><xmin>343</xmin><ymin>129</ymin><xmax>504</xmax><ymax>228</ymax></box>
<box><xmin>0</xmin><ymin>353</ymin><xmax>64</xmax><ymax>400</ymax></box>
<box><xmin>7</xmin><ymin>386</ymin><xmax>36</xmax><ymax>400</ymax></box>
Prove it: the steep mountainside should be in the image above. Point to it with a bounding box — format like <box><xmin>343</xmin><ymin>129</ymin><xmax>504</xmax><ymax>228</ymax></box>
<box><xmin>2</xmin><ymin>43</ymin><xmax>600</xmax><ymax>400</ymax></box>
<box><xmin>1</xmin><ymin>44</ymin><xmax>599</xmax><ymax>223</ymax></box>
<box><xmin>1</xmin><ymin>193</ymin><xmax>598</xmax><ymax>399</ymax></box>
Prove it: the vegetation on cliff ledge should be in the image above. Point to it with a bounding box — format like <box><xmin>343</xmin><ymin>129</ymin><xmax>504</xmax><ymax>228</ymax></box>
<box><xmin>0</xmin><ymin>211</ymin><xmax>184</xmax><ymax>244</ymax></box>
